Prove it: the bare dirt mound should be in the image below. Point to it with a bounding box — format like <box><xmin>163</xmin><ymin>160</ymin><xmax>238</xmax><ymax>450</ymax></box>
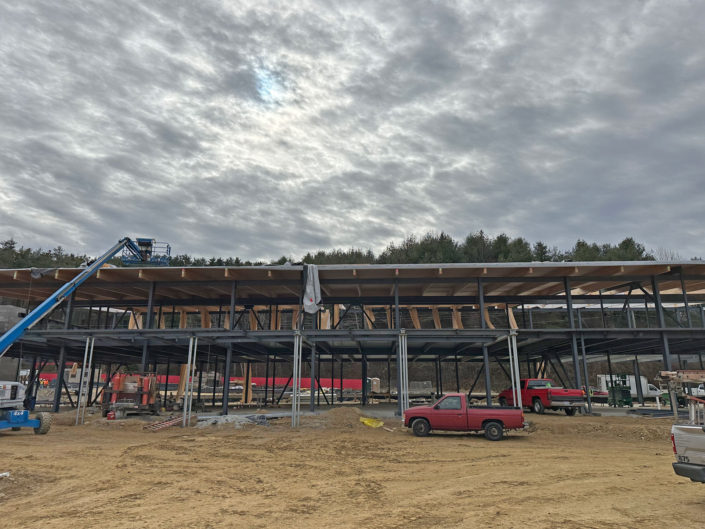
<box><xmin>324</xmin><ymin>406</ymin><xmax>366</xmax><ymax>429</ymax></box>
<box><xmin>535</xmin><ymin>416</ymin><xmax>671</xmax><ymax>441</ymax></box>
<box><xmin>50</xmin><ymin>410</ymin><xmax>151</xmax><ymax>430</ymax></box>
<box><xmin>300</xmin><ymin>406</ymin><xmax>367</xmax><ymax>430</ymax></box>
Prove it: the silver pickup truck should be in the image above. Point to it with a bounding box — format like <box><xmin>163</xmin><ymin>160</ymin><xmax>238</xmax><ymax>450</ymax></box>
<box><xmin>672</xmin><ymin>424</ymin><xmax>705</xmax><ymax>483</ymax></box>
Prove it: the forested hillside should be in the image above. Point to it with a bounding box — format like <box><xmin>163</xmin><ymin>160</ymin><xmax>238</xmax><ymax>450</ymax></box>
<box><xmin>0</xmin><ymin>231</ymin><xmax>658</xmax><ymax>269</ymax></box>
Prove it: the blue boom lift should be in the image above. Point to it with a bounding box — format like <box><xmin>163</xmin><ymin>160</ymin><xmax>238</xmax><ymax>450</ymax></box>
<box><xmin>0</xmin><ymin>237</ymin><xmax>170</xmax><ymax>434</ymax></box>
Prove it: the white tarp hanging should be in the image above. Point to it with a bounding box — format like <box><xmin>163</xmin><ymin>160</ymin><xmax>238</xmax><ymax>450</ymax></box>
<box><xmin>303</xmin><ymin>264</ymin><xmax>321</xmax><ymax>314</ymax></box>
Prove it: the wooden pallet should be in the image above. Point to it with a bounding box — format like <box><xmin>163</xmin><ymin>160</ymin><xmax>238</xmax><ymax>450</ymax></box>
<box><xmin>143</xmin><ymin>415</ymin><xmax>182</xmax><ymax>432</ymax></box>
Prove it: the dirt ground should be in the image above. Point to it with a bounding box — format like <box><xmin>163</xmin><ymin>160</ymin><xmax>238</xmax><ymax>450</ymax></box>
<box><xmin>0</xmin><ymin>408</ymin><xmax>703</xmax><ymax>529</ymax></box>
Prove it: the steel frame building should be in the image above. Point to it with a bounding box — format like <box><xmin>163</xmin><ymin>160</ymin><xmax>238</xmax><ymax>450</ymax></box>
<box><xmin>2</xmin><ymin>260</ymin><xmax>705</xmax><ymax>415</ymax></box>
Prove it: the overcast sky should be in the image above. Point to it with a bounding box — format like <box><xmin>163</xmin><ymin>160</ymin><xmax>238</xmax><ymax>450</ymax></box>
<box><xmin>1</xmin><ymin>1</ymin><xmax>703</xmax><ymax>261</ymax></box>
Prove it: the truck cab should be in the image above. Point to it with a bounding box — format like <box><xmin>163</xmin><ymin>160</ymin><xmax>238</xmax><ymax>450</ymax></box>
<box><xmin>403</xmin><ymin>393</ymin><xmax>527</xmax><ymax>441</ymax></box>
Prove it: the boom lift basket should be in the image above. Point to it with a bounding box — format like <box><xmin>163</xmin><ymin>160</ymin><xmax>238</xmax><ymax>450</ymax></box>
<box><xmin>121</xmin><ymin>238</ymin><xmax>171</xmax><ymax>266</ymax></box>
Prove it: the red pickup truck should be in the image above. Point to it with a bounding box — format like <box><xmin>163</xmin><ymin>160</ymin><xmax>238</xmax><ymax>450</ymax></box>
<box><xmin>403</xmin><ymin>393</ymin><xmax>527</xmax><ymax>441</ymax></box>
<box><xmin>498</xmin><ymin>378</ymin><xmax>586</xmax><ymax>415</ymax></box>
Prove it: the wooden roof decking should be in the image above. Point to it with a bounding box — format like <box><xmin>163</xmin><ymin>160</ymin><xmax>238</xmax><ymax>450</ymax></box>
<box><xmin>1</xmin><ymin>261</ymin><xmax>704</xmax><ymax>305</ymax></box>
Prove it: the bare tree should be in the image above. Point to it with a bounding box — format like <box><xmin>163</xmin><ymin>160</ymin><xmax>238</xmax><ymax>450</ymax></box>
<box><xmin>652</xmin><ymin>247</ymin><xmax>682</xmax><ymax>261</ymax></box>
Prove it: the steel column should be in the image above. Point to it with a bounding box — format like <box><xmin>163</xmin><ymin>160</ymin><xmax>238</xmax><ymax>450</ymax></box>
<box><xmin>264</xmin><ymin>354</ymin><xmax>270</xmax><ymax>407</ymax></box>
<box><xmin>291</xmin><ymin>331</ymin><xmax>303</xmax><ymax>427</ymax></box>
<box><xmin>680</xmin><ymin>274</ymin><xmax>692</xmax><ymax>327</ymax></box>
<box><xmin>87</xmin><ymin>357</ymin><xmax>96</xmax><ymax>408</ymax></box>
<box><xmin>651</xmin><ymin>276</ymin><xmax>672</xmax><ymax>370</ymax></box>
<box><xmin>75</xmin><ymin>336</ymin><xmax>94</xmax><ymax>425</ymax></box>
<box><xmin>478</xmin><ymin>278</ymin><xmax>486</xmax><ymax>330</ymax></box>
<box><xmin>271</xmin><ymin>353</ymin><xmax>277</xmax><ymax>406</ymax></box>
<box><xmin>577</xmin><ymin>309</ymin><xmax>592</xmax><ymax>414</ymax></box>
<box><xmin>27</xmin><ymin>355</ymin><xmax>36</xmax><ymax>400</ymax></box>
<box><xmin>482</xmin><ymin>344</ymin><xmax>492</xmax><ymax>405</ymax></box>
<box><xmin>454</xmin><ymin>355</ymin><xmax>460</xmax><ymax>393</ymax></box>
<box><xmin>607</xmin><ymin>351</ymin><xmax>615</xmax><ymax>407</ymax></box>
<box><xmin>361</xmin><ymin>354</ymin><xmax>367</xmax><ymax>406</ymax></box>
<box><xmin>387</xmin><ymin>356</ymin><xmax>392</xmax><ymax>400</ymax></box>
<box><xmin>509</xmin><ymin>332</ymin><xmax>523</xmax><ymax>409</ymax></box>
<box><xmin>479</xmin><ymin>279</ymin><xmax>492</xmax><ymax>405</ymax></box>
<box><xmin>339</xmin><ymin>358</ymin><xmax>344</xmax><ymax>402</ymax></box>
<box><xmin>564</xmin><ymin>277</ymin><xmax>582</xmax><ymax>389</ymax></box>
<box><xmin>310</xmin><ymin>311</ymin><xmax>317</xmax><ymax>412</ymax></box>
<box><xmin>182</xmin><ymin>336</ymin><xmax>198</xmax><ymax>427</ymax></box>
<box><xmin>633</xmin><ymin>356</ymin><xmax>644</xmax><ymax>405</ymax></box>
<box><xmin>398</xmin><ymin>330</ymin><xmax>409</xmax><ymax>412</ymax></box>
<box><xmin>197</xmin><ymin>361</ymin><xmax>203</xmax><ymax>402</ymax></box>
<box><xmin>222</xmin><ymin>281</ymin><xmax>237</xmax><ymax>415</ymax></box>
<box><xmin>244</xmin><ymin>360</ymin><xmax>251</xmax><ymax>403</ymax></box>
<box><xmin>52</xmin><ymin>293</ymin><xmax>74</xmax><ymax>412</ymax></box>
<box><xmin>394</xmin><ymin>280</ymin><xmax>400</xmax><ymax>329</ymax></box>
<box><xmin>140</xmin><ymin>281</ymin><xmax>155</xmax><ymax>373</ymax></box>
<box><xmin>212</xmin><ymin>359</ymin><xmax>218</xmax><ymax>408</ymax></box>
<box><xmin>434</xmin><ymin>357</ymin><xmax>440</xmax><ymax>397</ymax></box>
<box><xmin>394</xmin><ymin>281</ymin><xmax>403</xmax><ymax>416</ymax></box>
<box><xmin>163</xmin><ymin>358</ymin><xmax>170</xmax><ymax>407</ymax></box>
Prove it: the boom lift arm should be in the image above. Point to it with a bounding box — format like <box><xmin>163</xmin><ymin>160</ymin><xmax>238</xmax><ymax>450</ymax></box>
<box><xmin>0</xmin><ymin>237</ymin><xmax>147</xmax><ymax>358</ymax></box>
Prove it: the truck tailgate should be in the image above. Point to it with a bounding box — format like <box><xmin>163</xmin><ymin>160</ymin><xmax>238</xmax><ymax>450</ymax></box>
<box><xmin>673</xmin><ymin>424</ymin><xmax>705</xmax><ymax>466</ymax></box>
<box><xmin>672</xmin><ymin>424</ymin><xmax>705</xmax><ymax>482</ymax></box>
<box><xmin>549</xmin><ymin>388</ymin><xmax>582</xmax><ymax>397</ymax></box>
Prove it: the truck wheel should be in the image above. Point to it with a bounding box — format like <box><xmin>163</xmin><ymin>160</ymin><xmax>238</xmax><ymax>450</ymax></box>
<box><xmin>411</xmin><ymin>418</ymin><xmax>430</xmax><ymax>437</ymax></box>
<box><xmin>484</xmin><ymin>421</ymin><xmax>503</xmax><ymax>441</ymax></box>
<box><xmin>33</xmin><ymin>412</ymin><xmax>52</xmax><ymax>435</ymax></box>
<box><xmin>564</xmin><ymin>408</ymin><xmax>576</xmax><ymax>416</ymax></box>
<box><xmin>532</xmin><ymin>398</ymin><xmax>545</xmax><ymax>414</ymax></box>
<box><xmin>498</xmin><ymin>397</ymin><xmax>507</xmax><ymax>407</ymax></box>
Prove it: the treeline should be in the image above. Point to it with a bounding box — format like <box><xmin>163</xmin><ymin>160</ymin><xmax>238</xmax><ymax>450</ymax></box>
<box><xmin>0</xmin><ymin>232</ymin><xmax>659</xmax><ymax>269</ymax></box>
<box><xmin>167</xmin><ymin>231</ymin><xmax>657</xmax><ymax>266</ymax></box>
<box><xmin>0</xmin><ymin>239</ymin><xmax>89</xmax><ymax>268</ymax></box>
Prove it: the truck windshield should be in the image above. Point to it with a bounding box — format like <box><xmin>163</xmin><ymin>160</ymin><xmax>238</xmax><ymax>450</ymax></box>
<box><xmin>527</xmin><ymin>380</ymin><xmax>559</xmax><ymax>389</ymax></box>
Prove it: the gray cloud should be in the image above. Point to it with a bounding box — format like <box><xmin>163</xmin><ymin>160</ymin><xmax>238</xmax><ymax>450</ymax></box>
<box><xmin>0</xmin><ymin>0</ymin><xmax>704</xmax><ymax>260</ymax></box>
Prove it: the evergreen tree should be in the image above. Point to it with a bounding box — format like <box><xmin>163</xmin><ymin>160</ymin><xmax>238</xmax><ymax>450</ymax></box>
<box><xmin>0</xmin><ymin>233</ymin><xmax>665</xmax><ymax>268</ymax></box>
<box><xmin>532</xmin><ymin>241</ymin><xmax>550</xmax><ymax>261</ymax></box>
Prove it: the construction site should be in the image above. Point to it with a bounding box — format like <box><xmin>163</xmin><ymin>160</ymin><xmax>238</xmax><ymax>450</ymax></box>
<box><xmin>1</xmin><ymin>238</ymin><xmax>705</xmax><ymax>527</ymax></box>
<box><xmin>4</xmin><ymin>0</ymin><xmax>705</xmax><ymax>525</ymax></box>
